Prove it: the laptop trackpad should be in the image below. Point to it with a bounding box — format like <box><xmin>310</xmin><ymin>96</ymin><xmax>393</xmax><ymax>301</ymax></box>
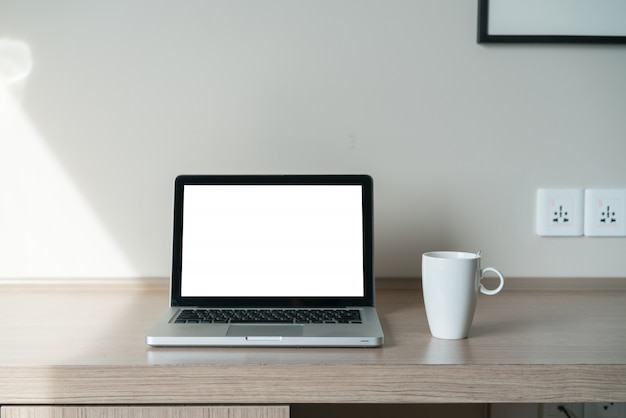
<box><xmin>227</xmin><ymin>324</ymin><xmax>303</xmax><ymax>337</ymax></box>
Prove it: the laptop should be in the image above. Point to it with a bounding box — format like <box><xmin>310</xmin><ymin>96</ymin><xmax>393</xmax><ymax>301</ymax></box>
<box><xmin>146</xmin><ymin>174</ymin><xmax>384</xmax><ymax>347</ymax></box>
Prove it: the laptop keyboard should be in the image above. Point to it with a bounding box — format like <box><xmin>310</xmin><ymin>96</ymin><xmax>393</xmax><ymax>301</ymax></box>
<box><xmin>174</xmin><ymin>308</ymin><xmax>362</xmax><ymax>324</ymax></box>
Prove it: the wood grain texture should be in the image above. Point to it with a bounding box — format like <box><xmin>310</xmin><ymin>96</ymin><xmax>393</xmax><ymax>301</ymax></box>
<box><xmin>1</xmin><ymin>406</ymin><xmax>289</xmax><ymax>418</ymax></box>
<box><xmin>1</xmin><ymin>279</ymin><xmax>625</xmax><ymax>404</ymax></box>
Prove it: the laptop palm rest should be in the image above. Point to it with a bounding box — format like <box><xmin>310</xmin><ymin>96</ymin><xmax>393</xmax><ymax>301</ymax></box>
<box><xmin>227</xmin><ymin>324</ymin><xmax>304</xmax><ymax>337</ymax></box>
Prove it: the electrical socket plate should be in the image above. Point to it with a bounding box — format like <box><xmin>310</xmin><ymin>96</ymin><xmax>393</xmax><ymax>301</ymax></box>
<box><xmin>584</xmin><ymin>189</ymin><xmax>626</xmax><ymax>237</ymax></box>
<box><xmin>536</xmin><ymin>188</ymin><xmax>584</xmax><ymax>236</ymax></box>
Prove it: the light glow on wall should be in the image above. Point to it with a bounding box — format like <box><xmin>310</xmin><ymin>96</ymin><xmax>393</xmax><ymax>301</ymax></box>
<box><xmin>0</xmin><ymin>39</ymin><xmax>136</xmax><ymax>279</ymax></box>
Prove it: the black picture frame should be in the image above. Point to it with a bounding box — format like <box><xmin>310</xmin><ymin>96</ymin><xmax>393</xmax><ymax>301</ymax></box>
<box><xmin>477</xmin><ymin>0</ymin><xmax>626</xmax><ymax>44</ymax></box>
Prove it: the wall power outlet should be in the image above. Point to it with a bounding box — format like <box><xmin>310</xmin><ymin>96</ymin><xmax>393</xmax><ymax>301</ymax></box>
<box><xmin>536</xmin><ymin>189</ymin><xmax>584</xmax><ymax>236</ymax></box>
<box><xmin>584</xmin><ymin>189</ymin><xmax>626</xmax><ymax>237</ymax></box>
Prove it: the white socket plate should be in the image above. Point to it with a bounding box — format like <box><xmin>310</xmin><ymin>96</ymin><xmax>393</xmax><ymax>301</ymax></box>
<box><xmin>584</xmin><ymin>189</ymin><xmax>626</xmax><ymax>237</ymax></box>
<box><xmin>536</xmin><ymin>189</ymin><xmax>584</xmax><ymax>236</ymax></box>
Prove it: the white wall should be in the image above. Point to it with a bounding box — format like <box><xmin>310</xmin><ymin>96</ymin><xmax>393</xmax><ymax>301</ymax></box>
<box><xmin>1</xmin><ymin>0</ymin><xmax>625</xmax><ymax>279</ymax></box>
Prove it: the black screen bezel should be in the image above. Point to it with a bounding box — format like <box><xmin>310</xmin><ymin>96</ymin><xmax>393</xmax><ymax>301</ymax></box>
<box><xmin>477</xmin><ymin>0</ymin><xmax>626</xmax><ymax>44</ymax></box>
<box><xmin>170</xmin><ymin>174</ymin><xmax>375</xmax><ymax>308</ymax></box>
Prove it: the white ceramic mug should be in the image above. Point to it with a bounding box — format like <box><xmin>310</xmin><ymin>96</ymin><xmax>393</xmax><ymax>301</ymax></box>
<box><xmin>421</xmin><ymin>251</ymin><xmax>504</xmax><ymax>340</ymax></box>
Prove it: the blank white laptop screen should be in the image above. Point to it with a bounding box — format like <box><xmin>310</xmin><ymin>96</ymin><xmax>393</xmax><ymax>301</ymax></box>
<box><xmin>181</xmin><ymin>184</ymin><xmax>364</xmax><ymax>298</ymax></box>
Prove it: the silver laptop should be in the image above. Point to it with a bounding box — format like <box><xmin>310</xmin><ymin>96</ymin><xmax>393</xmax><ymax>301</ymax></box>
<box><xmin>146</xmin><ymin>174</ymin><xmax>384</xmax><ymax>347</ymax></box>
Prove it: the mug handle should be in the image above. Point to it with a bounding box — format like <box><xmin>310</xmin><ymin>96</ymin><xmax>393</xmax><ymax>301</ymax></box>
<box><xmin>479</xmin><ymin>267</ymin><xmax>505</xmax><ymax>295</ymax></box>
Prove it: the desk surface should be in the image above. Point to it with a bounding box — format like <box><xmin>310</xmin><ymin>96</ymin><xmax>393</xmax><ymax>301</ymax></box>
<box><xmin>1</xmin><ymin>279</ymin><xmax>625</xmax><ymax>404</ymax></box>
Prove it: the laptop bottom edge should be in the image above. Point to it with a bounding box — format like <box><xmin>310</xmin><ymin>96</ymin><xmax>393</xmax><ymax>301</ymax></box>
<box><xmin>146</xmin><ymin>335</ymin><xmax>383</xmax><ymax>347</ymax></box>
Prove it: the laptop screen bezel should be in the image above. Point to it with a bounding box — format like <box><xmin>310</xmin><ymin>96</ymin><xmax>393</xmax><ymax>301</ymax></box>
<box><xmin>170</xmin><ymin>174</ymin><xmax>375</xmax><ymax>308</ymax></box>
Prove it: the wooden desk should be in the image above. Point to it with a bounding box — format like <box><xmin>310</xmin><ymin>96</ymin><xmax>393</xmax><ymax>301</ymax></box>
<box><xmin>1</xmin><ymin>279</ymin><xmax>625</xmax><ymax>409</ymax></box>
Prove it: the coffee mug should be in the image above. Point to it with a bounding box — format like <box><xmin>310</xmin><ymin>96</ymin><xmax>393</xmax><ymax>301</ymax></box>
<box><xmin>421</xmin><ymin>251</ymin><xmax>504</xmax><ymax>340</ymax></box>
